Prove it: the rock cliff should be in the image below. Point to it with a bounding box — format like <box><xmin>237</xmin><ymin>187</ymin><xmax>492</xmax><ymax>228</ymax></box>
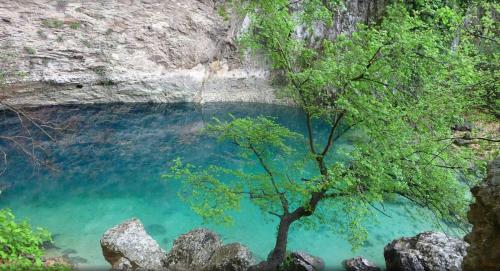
<box><xmin>0</xmin><ymin>0</ymin><xmax>385</xmax><ymax>106</ymax></box>
<box><xmin>462</xmin><ymin>157</ymin><xmax>500</xmax><ymax>271</ymax></box>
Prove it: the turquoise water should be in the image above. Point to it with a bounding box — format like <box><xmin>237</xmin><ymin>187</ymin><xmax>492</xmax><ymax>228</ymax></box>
<box><xmin>0</xmin><ymin>103</ymin><xmax>453</xmax><ymax>270</ymax></box>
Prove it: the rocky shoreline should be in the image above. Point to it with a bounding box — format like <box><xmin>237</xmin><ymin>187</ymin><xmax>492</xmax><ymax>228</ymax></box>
<box><xmin>99</xmin><ymin>219</ymin><xmax>468</xmax><ymax>271</ymax></box>
<box><xmin>94</xmin><ymin>158</ymin><xmax>499</xmax><ymax>271</ymax></box>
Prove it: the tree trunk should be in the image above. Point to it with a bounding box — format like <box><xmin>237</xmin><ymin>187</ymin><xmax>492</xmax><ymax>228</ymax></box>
<box><xmin>249</xmin><ymin>216</ymin><xmax>293</xmax><ymax>271</ymax></box>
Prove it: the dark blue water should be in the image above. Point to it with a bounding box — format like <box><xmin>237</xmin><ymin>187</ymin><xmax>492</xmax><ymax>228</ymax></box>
<box><xmin>0</xmin><ymin>103</ymin><xmax>448</xmax><ymax>269</ymax></box>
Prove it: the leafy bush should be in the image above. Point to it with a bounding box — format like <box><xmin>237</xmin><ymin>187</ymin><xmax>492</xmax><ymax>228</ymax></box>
<box><xmin>69</xmin><ymin>22</ymin><xmax>81</xmax><ymax>30</ymax></box>
<box><xmin>0</xmin><ymin>209</ymin><xmax>51</xmax><ymax>269</ymax></box>
<box><xmin>23</xmin><ymin>47</ymin><xmax>36</xmax><ymax>55</ymax></box>
<box><xmin>41</xmin><ymin>19</ymin><xmax>64</xmax><ymax>28</ymax></box>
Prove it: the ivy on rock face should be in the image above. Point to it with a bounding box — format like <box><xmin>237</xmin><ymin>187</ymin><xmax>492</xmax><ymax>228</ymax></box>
<box><xmin>166</xmin><ymin>1</ymin><xmax>486</xmax><ymax>270</ymax></box>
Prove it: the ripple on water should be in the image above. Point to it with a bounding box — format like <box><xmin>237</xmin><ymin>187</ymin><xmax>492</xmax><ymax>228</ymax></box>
<box><xmin>0</xmin><ymin>103</ymin><xmax>459</xmax><ymax>269</ymax></box>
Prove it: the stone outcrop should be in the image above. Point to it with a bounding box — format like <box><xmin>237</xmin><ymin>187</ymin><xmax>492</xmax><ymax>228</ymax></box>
<box><xmin>163</xmin><ymin>228</ymin><xmax>256</xmax><ymax>271</ymax></box>
<box><xmin>285</xmin><ymin>251</ymin><xmax>325</xmax><ymax>271</ymax></box>
<box><xmin>295</xmin><ymin>0</ymin><xmax>385</xmax><ymax>42</ymax></box>
<box><xmin>100</xmin><ymin>218</ymin><xmax>168</xmax><ymax>271</ymax></box>
<box><xmin>101</xmin><ymin>220</ymin><xmax>256</xmax><ymax>271</ymax></box>
<box><xmin>384</xmin><ymin>231</ymin><xmax>468</xmax><ymax>271</ymax></box>
<box><xmin>204</xmin><ymin>243</ymin><xmax>256</xmax><ymax>271</ymax></box>
<box><xmin>164</xmin><ymin>228</ymin><xmax>222</xmax><ymax>270</ymax></box>
<box><xmin>0</xmin><ymin>0</ymin><xmax>274</xmax><ymax>106</ymax></box>
<box><xmin>1</xmin><ymin>0</ymin><xmax>386</xmax><ymax>107</ymax></box>
<box><xmin>462</xmin><ymin>157</ymin><xmax>500</xmax><ymax>271</ymax></box>
<box><xmin>343</xmin><ymin>257</ymin><xmax>381</xmax><ymax>271</ymax></box>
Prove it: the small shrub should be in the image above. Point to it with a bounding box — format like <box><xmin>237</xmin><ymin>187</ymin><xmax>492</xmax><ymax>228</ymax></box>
<box><xmin>41</xmin><ymin>19</ymin><xmax>64</xmax><ymax>28</ymax></box>
<box><xmin>15</xmin><ymin>71</ymin><xmax>28</xmax><ymax>78</ymax></box>
<box><xmin>24</xmin><ymin>47</ymin><xmax>36</xmax><ymax>55</ymax></box>
<box><xmin>99</xmin><ymin>79</ymin><xmax>116</xmax><ymax>86</ymax></box>
<box><xmin>92</xmin><ymin>67</ymin><xmax>106</xmax><ymax>77</ymax></box>
<box><xmin>0</xmin><ymin>209</ymin><xmax>51</xmax><ymax>269</ymax></box>
<box><xmin>69</xmin><ymin>21</ymin><xmax>81</xmax><ymax>30</ymax></box>
<box><xmin>37</xmin><ymin>29</ymin><xmax>48</xmax><ymax>39</ymax></box>
<box><xmin>217</xmin><ymin>5</ymin><xmax>230</xmax><ymax>21</ymax></box>
<box><xmin>105</xmin><ymin>28</ymin><xmax>113</xmax><ymax>35</ymax></box>
<box><xmin>82</xmin><ymin>40</ymin><xmax>92</xmax><ymax>48</ymax></box>
<box><xmin>56</xmin><ymin>36</ymin><xmax>64</xmax><ymax>43</ymax></box>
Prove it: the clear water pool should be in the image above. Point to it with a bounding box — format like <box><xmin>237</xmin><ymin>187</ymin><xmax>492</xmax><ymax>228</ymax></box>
<box><xmin>0</xmin><ymin>103</ymin><xmax>457</xmax><ymax>270</ymax></box>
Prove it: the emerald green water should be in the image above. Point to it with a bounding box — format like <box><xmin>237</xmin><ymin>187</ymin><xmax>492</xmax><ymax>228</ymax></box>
<box><xmin>0</xmin><ymin>103</ymin><xmax>452</xmax><ymax>270</ymax></box>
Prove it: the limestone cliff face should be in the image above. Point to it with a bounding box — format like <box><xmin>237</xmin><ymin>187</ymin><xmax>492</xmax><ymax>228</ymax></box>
<box><xmin>0</xmin><ymin>0</ymin><xmax>385</xmax><ymax>106</ymax></box>
<box><xmin>463</xmin><ymin>158</ymin><xmax>500</xmax><ymax>271</ymax></box>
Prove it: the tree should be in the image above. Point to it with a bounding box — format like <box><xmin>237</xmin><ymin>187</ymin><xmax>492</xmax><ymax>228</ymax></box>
<box><xmin>459</xmin><ymin>0</ymin><xmax>499</xmax><ymax>118</ymax></box>
<box><xmin>167</xmin><ymin>1</ymin><xmax>484</xmax><ymax>269</ymax></box>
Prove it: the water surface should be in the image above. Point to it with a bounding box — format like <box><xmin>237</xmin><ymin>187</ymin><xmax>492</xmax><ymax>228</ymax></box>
<box><xmin>0</xmin><ymin>103</ymin><xmax>453</xmax><ymax>270</ymax></box>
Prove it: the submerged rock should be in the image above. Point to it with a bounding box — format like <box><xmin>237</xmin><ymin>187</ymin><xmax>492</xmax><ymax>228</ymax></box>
<box><xmin>384</xmin><ymin>231</ymin><xmax>468</xmax><ymax>271</ymax></box>
<box><xmin>100</xmin><ymin>218</ymin><xmax>168</xmax><ymax>271</ymax></box>
<box><xmin>42</xmin><ymin>256</ymin><xmax>74</xmax><ymax>270</ymax></box>
<box><xmin>41</xmin><ymin>240</ymin><xmax>60</xmax><ymax>250</ymax></box>
<box><xmin>462</xmin><ymin>157</ymin><xmax>500</xmax><ymax>271</ymax></box>
<box><xmin>286</xmin><ymin>251</ymin><xmax>325</xmax><ymax>271</ymax></box>
<box><xmin>164</xmin><ymin>228</ymin><xmax>222</xmax><ymax>270</ymax></box>
<box><xmin>66</xmin><ymin>256</ymin><xmax>88</xmax><ymax>264</ymax></box>
<box><xmin>62</xmin><ymin>248</ymin><xmax>77</xmax><ymax>255</ymax></box>
<box><xmin>204</xmin><ymin>243</ymin><xmax>256</xmax><ymax>271</ymax></box>
<box><xmin>343</xmin><ymin>257</ymin><xmax>381</xmax><ymax>271</ymax></box>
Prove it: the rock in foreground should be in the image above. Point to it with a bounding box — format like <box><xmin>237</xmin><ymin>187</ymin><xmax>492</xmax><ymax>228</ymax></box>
<box><xmin>101</xmin><ymin>221</ymin><xmax>256</xmax><ymax>271</ymax></box>
<box><xmin>205</xmin><ymin>243</ymin><xmax>256</xmax><ymax>271</ymax></box>
<box><xmin>343</xmin><ymin>257</ymin><xmax>380</xmax><ymax>271</ymax></box>
<box><xmin>462</xmin><ymin>157</ymin><xmax>500</xmax><ymax>271</ymax></box>
<box><xmin>285</xmin><ymin>251</ymin><xmax>325</xmax><ymax>271</ymax></box>
<box><xmin>100</xmin><ymin>218</ymin><xmax>168</xmax><ymax>270</ymax></box>
<box><xmin>164</xmin><ymin>228</ymin><xmax>222</xmax><ymax>270</ymax></box>
<box><xmin>384</xmin><ymin>231</ymin><xmax>467</xmax><ymax>271</ymax></box>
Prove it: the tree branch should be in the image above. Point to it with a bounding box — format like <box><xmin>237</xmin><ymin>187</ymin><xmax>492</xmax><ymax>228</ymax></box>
<box><xmin>349</xmin><ymin>46</ymin><xmax>383</xmax><ymax>81</ymax></box>
<box><xmin>305</xmin><ymin>113</ymin><xmax>317</xmax><ymax>155</ymax></box>
<box><xmin>321</xmin><ymin>111</ymin><xmax>345</xmax><ymax>156</ymax></box>
<box><xmin>437</xmin><ymin>137</ymin><xmax>499</xmax><ymax>143</ymax></box>
<box><xmin>333</xmin><ymin>121</ymin><xmax>359</xmax><ymax>142</ymax></box>
<box><xmin>248</xmin><ymin>144</ymin><xmax>290</xmax><ymax>213</ymax></box>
